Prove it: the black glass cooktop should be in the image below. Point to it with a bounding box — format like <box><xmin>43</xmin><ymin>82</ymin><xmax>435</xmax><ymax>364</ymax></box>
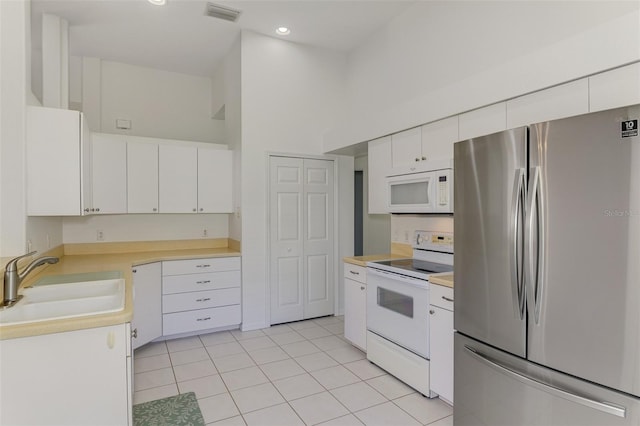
<box><xmin>373</xmin><ymin>259</ymin><xmax>453</xmax><ymax>275</ymax></box>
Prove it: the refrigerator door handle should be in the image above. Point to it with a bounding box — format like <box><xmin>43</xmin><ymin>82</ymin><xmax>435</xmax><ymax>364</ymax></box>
<box><xmin>525</xmin><ymin>166</ymin><xmax>544</xmax><ymax>324</ymax></box>
<box><xmin>464</xmin><ymin>345</ymin><xmax>627</xmax><ymax>418</ymax></box>
<box><xmin>510</xmin><ymin>168</ymin><xmax>526</xmax><ymax>320</ymax></box>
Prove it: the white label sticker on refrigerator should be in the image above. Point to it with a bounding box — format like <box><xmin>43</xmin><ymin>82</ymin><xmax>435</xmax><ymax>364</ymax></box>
<box><xmin>621</xmin><ymin>119</ymin><xmax>638</xmax><ymax>138</ymax></box>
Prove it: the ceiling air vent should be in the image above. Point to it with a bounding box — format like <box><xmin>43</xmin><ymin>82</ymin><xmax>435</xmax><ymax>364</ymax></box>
<box><xmin>205</xmin><ymin>2</ymin><xmax>242</xmax><ymax>22</ymax></box>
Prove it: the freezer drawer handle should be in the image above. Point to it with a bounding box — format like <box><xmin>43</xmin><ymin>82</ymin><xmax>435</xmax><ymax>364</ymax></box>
<box><xmin>442</xmin><ymin>296</ymin><xmax>454</xmax><ymax>302</ymax></box>
<box><xmin>464</xmin><ymin>345</ymin><xmax>626</xmax><ymax>418</ymax></box>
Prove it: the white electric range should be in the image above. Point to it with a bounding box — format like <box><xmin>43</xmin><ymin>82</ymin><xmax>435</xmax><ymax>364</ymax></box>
<box><xmin>365</xmin><ymin>230</ymin><xmax>453</xmax><ymax>397</ymax></box>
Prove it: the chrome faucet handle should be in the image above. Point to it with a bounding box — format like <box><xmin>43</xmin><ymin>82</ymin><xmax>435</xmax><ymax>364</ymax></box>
<box><xmin>4</xmin><ymin>251</ymin><xmax>37</xmax><ymax>272</ymax></box>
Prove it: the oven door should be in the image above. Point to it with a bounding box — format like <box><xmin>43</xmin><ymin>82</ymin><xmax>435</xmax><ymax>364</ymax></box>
<box><xmin>366</xmin><ymin>267</ymin><xmax>430</xmax><ymax>358</ymax></box>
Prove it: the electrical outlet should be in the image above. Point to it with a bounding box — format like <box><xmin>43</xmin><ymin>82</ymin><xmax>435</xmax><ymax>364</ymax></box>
<box><xmin>97</xmin><ymin>230</ymin><xmax>104</xmax><ymax>241</ymax></box>
<box><xmin>202</xmin><ymin>228</ymin><xmax>208</xmax><ymax>238</ymax></box>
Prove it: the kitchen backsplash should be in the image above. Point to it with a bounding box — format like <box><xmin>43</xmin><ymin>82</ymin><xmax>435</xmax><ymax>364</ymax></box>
<box><xmin>390</xmin><ymin>215</ymin><xmax>453</xmax><ymax>244</ymax></box>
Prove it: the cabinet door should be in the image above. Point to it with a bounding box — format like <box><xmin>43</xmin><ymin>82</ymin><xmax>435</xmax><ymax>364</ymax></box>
<box><xmin>506</xmin><ymin>79</ymin><xmax>589</xmax><ymax>128</ymax></box>
<box><xmin>391</xmin><ymin>127</ymin><xmax>422</xmax><ymax>169</ymax></box>
<box><xmin>367</xmin><ymin>136</ymin><xmax>391</xmax><ymax>214</ymax></box>
<box><xmin>429</xmin><ymin>305</ymin><xmax>454</xmax><ymax>404</ymax></box>
<box><xmin>132</xmin><ymin>263</ymin><xmax>162</xmax><ymax>350</ymax></box>
<box><xmin>159</xmin><ymin>145</ymin><xmax>198</xmax><ymax>213</ymax></box>
<box><xmin>421</xmin><ymin>116</ymin><xmax>458</xmax><ymax>162</ymax></box>
<box><xmin>589</xmin><ymin>63</ymin><xmax>640</xmax><ymax>112</ymax></box>
<box><xmin>26</xmin><ymin>106</ymin><xmax>86</xmax><ymax>216</ymax></box>
<box><xmin>92</xmin><ymin>134</ymin><xmax>127</xmax><ymax>214</ymax></box>
<box><xmin>0</xmin><ymin>324</ymin><xmax>129</xmax><ymax>425</ymax></box>
<box><xmin>127</xmin><ymin>142</ymin><xmax>159</xmax><ymax>214</ymax></box>
<box><xmin>458</xmin><ymin>102</ymin><xmax>507</xmax><ymax>141</ymax></box>
<box><xmin>344</xmin><ymin>277</ymin><xmax>367</xmax><ymax>351</ymax></box>
<box><xmin>198</xmin><ymin>148</ymin><xmax>233</xmax><ymax>213</ymax></box>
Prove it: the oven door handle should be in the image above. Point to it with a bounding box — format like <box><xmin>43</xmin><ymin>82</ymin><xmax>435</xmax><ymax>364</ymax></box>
<box><xmin>366</xmin><ymin>267</ymin><xmax>430</xmax><ymax>288</ymax></box>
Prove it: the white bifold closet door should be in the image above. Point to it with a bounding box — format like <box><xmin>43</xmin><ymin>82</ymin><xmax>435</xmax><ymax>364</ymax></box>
<box><xmin>269</xmin><ymin>156</ymin><xmax>335</xmax><ymax>325</ymax></box>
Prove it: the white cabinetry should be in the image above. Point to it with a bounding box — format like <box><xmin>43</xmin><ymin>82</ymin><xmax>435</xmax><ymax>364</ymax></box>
<box><xmin>344</xmin><ymin>263</ymin><xmax>367</xmax><ymax>351</ymax></box>
<box><xmin>589</xmin><ymin>62</ymin><xmax>640</xmax><ymax>112</ymax></box>
<box><xmin>197</xmin><ymin>148</ymin><xmax>233</xmax><ymax>213</ymax></box>
<box><xmin>26</xmin><ymin>106</ymin><xmax>93</xmax><ymax>216</ymax></box>
<box><xmin>92</xmin><ymin>134</ymin><xmax>127</xmax><ymax>214</ymax></box>
<box><xmin>161</xmin><ymin>257</ymin><xmax>241</xmax><ymax>337</ymax></box>
<box><xmin>127</xmin><ymin>141</ymin><xmax>159</xmax><ymax>214</ymax></box>
<box><xmin>159</xmin><ymin>144</ymin><xmax>198</xmax><ymax>213</ymax></box>
<box><xmin>391</xmin><ymin>127</ymin><xmax>422</xmax><ymax>169</ymax></box>
<box><xmin>132</xmin><ymin>262</ymin><xmax>162</xmax><ymax>350</ymax></box>
<box><xmin>0</xmin><ymin>324</ymin><xmax>131</xmax><ymax>425</ymax></box>
<box><xmin>367</xmin><ymin>136</ymin><xmax>392</xmax><ymax>214</ymax></box>
<box><xmin>421</xmin><ymin>116</ymin><xmax>459</xmax><ymax>162</ymax></box>
<box><xmin>506</xmin><ymin>79</ymin><xmax>589</xmax><ymax>128</ymax></box>
<box><xmin>429</xmin><ymin>284</ymin><xmax>454</xmax><ymax>405</ymax></box>
<box><xmin>458</xmin><ymin>102</ymin><xmax>507</xmax><ymax>141</ymax></box>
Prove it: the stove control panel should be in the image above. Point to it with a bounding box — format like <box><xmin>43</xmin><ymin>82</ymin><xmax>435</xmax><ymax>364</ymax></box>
<box><xmin>414</xmin><ymin>231</ymin><xmax>453</xmax><ymax>252</ymax></box>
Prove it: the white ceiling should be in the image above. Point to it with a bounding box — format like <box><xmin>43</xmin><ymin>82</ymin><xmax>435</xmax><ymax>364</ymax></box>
<box><xmin>31</xmin><ymin>0</ymin><xmax>416</xmax><ymax>77</ymax></box>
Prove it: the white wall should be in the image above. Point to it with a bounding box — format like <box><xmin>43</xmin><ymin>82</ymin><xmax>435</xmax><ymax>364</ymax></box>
<box><xmin>354</xmin><ymin>156</ymin><xmax>390</xmax><ymax>255</ymax></box>
<box><xmin>221</xmin><ymin>38</ymin><xmax>242</xmax><ymax>242</ymax></box>
<box><xmin>391</xmin><ymin>215</ymin><xmax>453</xmax><ymax>246</ymax></box>
<box><xmin>62</xmin><ymin>214</ymin><xmax>229</xmax><ymax>243</ymax></box>
<box><xmin>240</xmin><ymin>31</ymin><xmax>349</xmax><ymax>330</ymax></box>
<box><xmin>325</xmin><ymin>1</ymin><xmax>640</xmax><ymax>151</ymax></box>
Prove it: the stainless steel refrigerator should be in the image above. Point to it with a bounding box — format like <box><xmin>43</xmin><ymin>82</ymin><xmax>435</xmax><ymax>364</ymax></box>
<box><xmin>453</xmin><ymin>105</ymin><xmax>640</xmax><ymax>425</ymax></box>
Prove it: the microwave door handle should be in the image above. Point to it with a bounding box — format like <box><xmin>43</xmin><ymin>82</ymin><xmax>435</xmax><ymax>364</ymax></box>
<box><xmin>510</xmin><ymin>168</ymin><xmax>526</xmax><ymax>320</ymax></box>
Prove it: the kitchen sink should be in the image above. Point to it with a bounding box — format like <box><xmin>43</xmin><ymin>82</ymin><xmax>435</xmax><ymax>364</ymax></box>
<box><xmin>0</xmin><ymin>277</ymin><xmax>125</xmax><ymax>326</ymax></box>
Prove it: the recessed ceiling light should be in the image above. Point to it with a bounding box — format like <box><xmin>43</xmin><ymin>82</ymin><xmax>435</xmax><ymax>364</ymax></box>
<box><xmin>148</xmin><ymin>0</ymin><xmax>166</xmax><ymax>5</ymax></box>
<box><xmin>276</xmin><ymin>27</ymin><xmax>291</xmax><ymax>36</ymax></box>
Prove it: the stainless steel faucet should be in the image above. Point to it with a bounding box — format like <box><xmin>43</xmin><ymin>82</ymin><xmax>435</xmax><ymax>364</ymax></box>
<box><xmin>3</xmin><ymin>251</ymin><xmax>59</xmax><ymax>308</ymax></box>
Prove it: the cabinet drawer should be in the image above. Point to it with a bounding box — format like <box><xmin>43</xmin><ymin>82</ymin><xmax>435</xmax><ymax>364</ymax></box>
<box><xmin>344</xmin><ymin>264</ymin><xmax>366</xmax><ymax>284</ymax></box>
<box><xmin>163</xmin><ymin>271</ymin><xmax>240</xmax><ymax>295</ymax></box>
<box><xmin>163</xmin><ymin>305</ymin><xmax>241</xmax><ymax>336</ymax></box>
<box><xmin>162</xmin><ymin>257</ymin><xmax>240</xmax><ymax>276</ymax></box>
<box><xmin>430</xmin><ymin>284</ymin><xmax>454</xmax><ymax>311</ymax></box>
<box><xmin>163</xmin><ymin>288</ymin><xmax>240</xmax><ymax>314</ymax></box>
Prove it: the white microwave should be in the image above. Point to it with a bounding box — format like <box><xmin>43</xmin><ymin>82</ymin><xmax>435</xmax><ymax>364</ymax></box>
<box><xmin>387</xmin><ymin>168</ymin><xmax>453</xmax><ymax>213</ymax></box>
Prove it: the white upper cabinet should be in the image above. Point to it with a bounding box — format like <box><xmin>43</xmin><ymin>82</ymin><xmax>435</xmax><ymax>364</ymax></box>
<box><xmin>589</xmin><ymin>62</ymin><xmax>640</xmax><ymax>112</ymax></box>
<box><xmin>27</xmin><ymin>106</ymin><xmax>93</xmax><ymax>216</ymax></box>
<box><xmin>159</xmin><ymin>144</ymin><xmax>198</xmax><ymax>213</ymax></box>
<box><xmin>421</xmin><ymin>116</ymin><xmax>459</xmax><ymax>162</ymax></box>
<box><xmin>127</xmin><ymin>141</ymin><xmax>159</xmax><ymax>214</ymax></box>
<box><xmin>198</xmin><ymin>148</ymin><xmax>233</xmax><ymax>213</ymax></box>
<box><xmin>458</xmin><ymin>102</ymin><xmax>507</xmax><ymax>141</ymax></box>
<box><xmin>506</xmin><ymin>79</ymin><xmax>589</xmax><ymax>128</ymax></box>
<box><xmin>92</xmin><ymin>134</ymin><xmax>127</xmax><ymax>214</ymax></box>
<box><xmin>367</xmin><ymin>136</ymin><xmax>392</xmax><ymax>214</ymax></box>
<box><xmin>391</xmin><ymin>127</ymin><xmax>422</xmax><ymax>170</ymax></box>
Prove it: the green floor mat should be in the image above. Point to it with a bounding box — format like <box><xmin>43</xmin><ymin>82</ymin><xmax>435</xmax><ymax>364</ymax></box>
<box><xmin>133</xmin><ymin>392</ymin><xmax>205</xmax><ymax>426</ymax></box>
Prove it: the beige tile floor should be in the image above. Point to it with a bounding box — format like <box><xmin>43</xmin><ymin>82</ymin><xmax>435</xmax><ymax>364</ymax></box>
<box><xmin>134</xmin><ymin>316</ymin><xmax>453</xmax><ymax>426</ymax></box>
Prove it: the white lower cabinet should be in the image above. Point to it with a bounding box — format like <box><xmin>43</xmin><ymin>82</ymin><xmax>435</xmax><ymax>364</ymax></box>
<box><xmin>344</xmin><ymin>263</ymin><xmax>367</xmax><ymax>351</ymax></box>
<box><xmin>429</xmin><ymin>284</ymin><xmax>454</xmax><ymax>405</ymax></box>
<box><xmin>161</xmin><ymin>257</ymin><xmax>241</xmax><ymax>337</ymax></box>
<box><xmin>0</xmin><ymin>323</ymin><xmax>131</xmax><ymax>425</ymax></box>
<box><xmin>132</xmin><ymin>262</ymin><xmax>162</xmax><ymax>350</ymax></box>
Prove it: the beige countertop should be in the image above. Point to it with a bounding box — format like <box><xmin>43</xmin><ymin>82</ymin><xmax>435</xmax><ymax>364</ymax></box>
<box><xmin>0</xmin><ymin>240</ymin><xmax>240</xmax><ymax>340</ymax></box>
<box><xmin>343</xmin><ymin>253</ymin><xmax>408</xmax><ymax>267</ymax></box>
<box><xmin>429</xmin><ymin>273</ymin><xmax>454</xmax><ymax>288</ymax></box>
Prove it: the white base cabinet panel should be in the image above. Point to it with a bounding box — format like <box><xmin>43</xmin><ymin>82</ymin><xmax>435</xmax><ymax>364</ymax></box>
<box><xmin>429</xmin><ymin>284</ymin><xmax>454</xmax><ymax>405</ymax></box>
<box><xmin>344</xmin><ymin>263</ymin><xmax>367</xmax><ymax>351</ymax></box>
<box><xmin>0</xmin><ymin>324</ymin><xmax>131</xmax><ymax>426</ymax></box>
<box><xmin>132</xmin><ymin>262</ymin><xmax>162</xmax><ymax>350</ymax></box>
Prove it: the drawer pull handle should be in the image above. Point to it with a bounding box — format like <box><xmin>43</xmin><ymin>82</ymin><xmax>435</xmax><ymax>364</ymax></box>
<box><xmin>442</xmin><ymin>296</ymin><xmax>454</xmax><ymax>302</ymax></box>
<box><xmin>349</xmin><ymin>271</ymin><xmax>360</xmax><ymax>275</ymax></box>
<box><xmin>196</xmin><ymin>264</ymin><xmax>211</xmax><ymax>268</ymax></box>
<box><xmin>360</xmin><ymin>286</ymin><xmax>365</xmax><ymax>290</ymax></box>
<box><xmin>197</xmin><ymin>317</ymin><xmax>211</xmax><ymax>322</ymax></box>
<box><xmin>196</xmin><ymin>298</ymin><xmax>211</xmax><ymax>302</ymax></box>
<box><xmin>196</xmin><ymin>280</ymin><xmax>211</xmax><ymax>284</ymax></box>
